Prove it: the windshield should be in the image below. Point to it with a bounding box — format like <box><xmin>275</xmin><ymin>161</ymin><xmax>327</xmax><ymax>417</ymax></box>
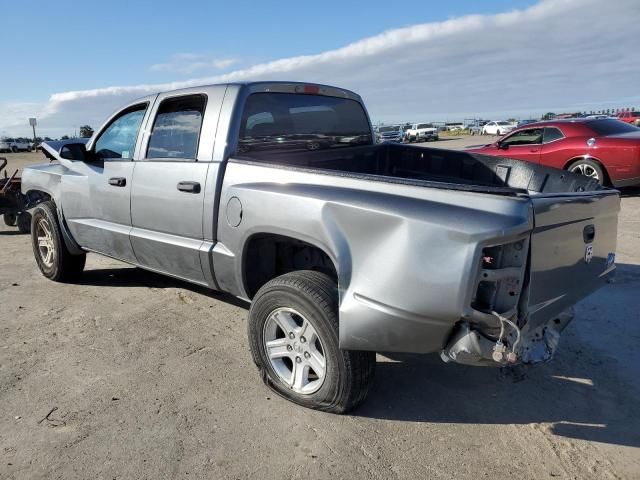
<box><xmin>587</xmin><ymin>119</ymin><xmax>640</xmax><ymax>135</ymax></box>
<box><xmin>237</xmin><ymin>93</ymin><xmax>372</xmax><ymax>156</ymax></box>
<box><xmin>417</xmin><ymin>123</ymin><xmax>434</xmax><ymax>129</ymax></box>
<box><xmin>378</xmin><ymin>126</ymin><xmax>400</xmax><ymax>133</ymax></box>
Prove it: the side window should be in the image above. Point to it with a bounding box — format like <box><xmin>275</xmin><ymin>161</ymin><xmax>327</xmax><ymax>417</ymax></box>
<box><xmin>543</xmin><ymin>127</ymin><xmax>564</xmax><ymax>143</ymax></box>
<box><xmin>146</xmin><ymin>94</ymin><xmax>206</xmax><ymax>159</ymax></box>
<box><xmin>94</xmin><ymin>105</ymin><xmax>147</xmax><ymax>160</ymax></box>
<box><xmin>501</xmin><ymin>128</ymin><xmax>543</xmax><ymax>146</ymax></box>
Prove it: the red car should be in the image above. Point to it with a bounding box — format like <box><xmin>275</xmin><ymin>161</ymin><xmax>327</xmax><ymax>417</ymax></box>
<box><xmin>617</xmin><ymin>111</ymin><xmax>640</xmax><ymax>126</ymax></box>
<box><xmin>467</xmin><ymin>119</ymin><xmax>640</xmax><ymax>187</ymax></box>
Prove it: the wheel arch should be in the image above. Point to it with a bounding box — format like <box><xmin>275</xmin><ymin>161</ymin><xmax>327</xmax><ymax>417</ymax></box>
<box><xmin>563</xmin><ymin>155</ymin><xmax>611</xmax><ymax>185</ymax></box>
<box><xmin>28</xmin><ymin>195</ymin><xmax>84</xmax><ymax>255</ymax></box>
<box><xmin>242</xmin><ymin>232</ymin><xmax>339</xmax><ymax>299</ymax></box>
<box><xmin>24</xmin><ymin>188</ymin><xmax>52</xmax><ymax>209</ymax></box>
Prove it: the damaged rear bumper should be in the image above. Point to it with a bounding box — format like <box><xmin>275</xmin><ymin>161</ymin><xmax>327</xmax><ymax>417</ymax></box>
<box><xmin>440</xmin><ymin>308</ymin><xmax>575</xmax><ymax>367</ymax></box>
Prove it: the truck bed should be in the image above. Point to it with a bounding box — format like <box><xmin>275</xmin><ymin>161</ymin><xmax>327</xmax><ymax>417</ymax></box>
<box><xmin>233</xmin><ymin>143</ymin><xmax>603</xmax><ymax>196</ymax></box>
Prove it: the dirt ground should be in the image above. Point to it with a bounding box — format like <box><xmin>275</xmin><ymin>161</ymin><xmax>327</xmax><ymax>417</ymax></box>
<box><xmin>1</xmin><ymin>141</ymin><xmax>639</xmax><ymax>479</ymax></box>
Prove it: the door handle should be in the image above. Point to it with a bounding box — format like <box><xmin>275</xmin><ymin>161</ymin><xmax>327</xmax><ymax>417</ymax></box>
<box><xmin>530</xmin><ymin>149</ymin><xmax>540</xmax><ymax>153</ymax></box>
<box><xmin>177</xmin><ymin>181</ymin><xmax>201</xmax><ymax>193</ymax></box>
<box><xmin>108</xmin><ymin>177</ymin><xmax>126</xmax><ymax>187</ymax></box>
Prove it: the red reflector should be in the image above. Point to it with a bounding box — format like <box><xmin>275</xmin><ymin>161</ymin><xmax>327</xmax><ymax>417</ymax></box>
<box><xmin>303</xmin><ymin>85</ymin><xmax>320</xmax><ymax>94</ymax></box>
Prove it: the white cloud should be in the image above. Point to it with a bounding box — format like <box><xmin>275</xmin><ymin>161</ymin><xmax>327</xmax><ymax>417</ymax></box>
<box><xmin>150</xmin><ymin>53</ymin><xmax>239</xmax><ymax>74</ymax></box>
<box><xmin>3</xmin><ymin>0</ymin><xmax>639</xmax><ymax>137</ymax></box>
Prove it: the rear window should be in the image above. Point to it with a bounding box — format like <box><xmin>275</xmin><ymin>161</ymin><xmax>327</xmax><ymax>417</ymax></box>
<box><xmin>587</xmin><ymin>119</ymin><xmax>640</xmax><ymax>136</ymax></box>
<box><xmin>237</xmin><ymin>93</ymin><xmax>372</xmax><ymax>155</ymax></box>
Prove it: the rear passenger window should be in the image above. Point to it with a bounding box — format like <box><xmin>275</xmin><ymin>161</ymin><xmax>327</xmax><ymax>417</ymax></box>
<box><xmin>147</xmin><ymin>94</ymin><xmax>206</xmax><ymax>159</ymax></box>
<box><xmin>543</xmin><ymin>127</ymin><xmax>564</xmax><ymax>143</ymax></box>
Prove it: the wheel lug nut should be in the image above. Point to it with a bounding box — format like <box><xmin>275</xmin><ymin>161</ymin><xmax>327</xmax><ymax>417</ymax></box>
<box><xmin>300</xmin><ymin>336</ymin><xmax>306</xmax><ymax>343</ymax></box>
<box><xmin>295</xmin><ymin>356</ymin><xmax>302</xmax><ymax>363</ymax></box>
<box><xmin>304</xmin><ymin>351</ymin><xmax>310</xmax><ymax>359</ymax></box>
<box><xmin>287</xmin><ymin>345</ymin><xmax>293</xmax><ymax>351</ymax></box>
<box><xmin>288</xmin><ymin>332</ymin><xmax>295</xmax><ymax>339</ymax></box>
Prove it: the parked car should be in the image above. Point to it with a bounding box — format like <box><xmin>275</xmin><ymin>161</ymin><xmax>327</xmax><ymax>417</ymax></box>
<box><xmin>467</xmin><ymin>120</ymin><xmax>488</xmax><ymax>135</ymax></box>
<box><xmin>616</xmin><ymin>111</ymin><xmax>640</xmax><ymax>126</ymax></box>
<box><xmin>0</xmin><ymin>138</ymin><xmax>31</xmax><ymax>152</ymax></box>
<box><xmin>445</xmin><ymin>122</ymin><xmax>464</xmax><ymax>132</ymax></box>
<box><xmin>375</xmin><ymin>124</ymin><xmax>403</xmax><ymax>143</ymax></box>
<box><xmin>404</xmin><ymin>122</ymin><xmax>439</xmax><ymax>142</ymax></box>
<box><xmin>482</xmin><ymin>121</ymin><xmax>514</xmax><ymax>135</ymax></box>
<box><xmin>23</xmin><ymin>81</ymin><xmax>619</xmax><ymax>413</ymax></box>
<box><xmin>467</xmin><ymin>118</ymin><xmax>640</xmax><ymax>187</ymax></box>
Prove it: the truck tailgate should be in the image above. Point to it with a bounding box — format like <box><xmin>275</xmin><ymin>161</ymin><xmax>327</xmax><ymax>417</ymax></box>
<box><xmin>526</xmin><ymin>191</ymin><xmax>620</xmax><ymax>328</ymax></box>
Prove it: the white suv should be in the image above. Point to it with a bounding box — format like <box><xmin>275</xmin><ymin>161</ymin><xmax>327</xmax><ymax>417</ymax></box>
<box><xmin>0</xmin><ymin>138</ymin><xmax>31</xmax><ymax>153</ymax></box>
<box><xmin>481</xmin><ymin>121</ymin><xmax>514</xmax><ymax>136</ymax></box>
<box><xmin>405</xmin><ymin>123</ymin><xmax>439</xmax><ymax>142</ymax></box>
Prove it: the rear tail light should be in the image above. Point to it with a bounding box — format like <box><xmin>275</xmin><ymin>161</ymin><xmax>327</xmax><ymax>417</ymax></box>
<box><xmin>295</xmin><ymin>85</ymin><xmax>321</xmax><ymax>94</ymax></box>
<box><xmin>471</xmin><ymin>238</ymin><xmax>528</xmax><ymax>316</ymax></box>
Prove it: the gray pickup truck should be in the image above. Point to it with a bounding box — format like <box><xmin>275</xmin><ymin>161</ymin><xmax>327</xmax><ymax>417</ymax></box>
<box><xmin>22</xmin><ymin>82</ymin><xmax>619</xmax><ymax>413</ymax></box>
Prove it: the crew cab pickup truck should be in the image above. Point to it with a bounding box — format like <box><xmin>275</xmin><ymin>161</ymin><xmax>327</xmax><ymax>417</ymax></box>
<box><xmin>22</xmin><ymin>82</ymin><xmax>619</xmax><ymax>413</ymax></box>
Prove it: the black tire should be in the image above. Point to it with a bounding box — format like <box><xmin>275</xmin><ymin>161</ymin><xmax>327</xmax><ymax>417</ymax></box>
<box><xmin>17</xmin><ymin>212</ymin><xmax>31</xmax><ymax>233</ymax></box>
<box><xmin>248</xmin><ymin>270</ymin><xmax>375</xmax><ymax>413</ymax></box>
<box><xmin>31</xmin><ymin>201</ymin><xmax>86</xmax><ymax>281</ymax></box>
<box><xmin>567</xmin><ymin>158</ymin><xmax>605</xmax><ymax>185</ymax></box>
<box><xmin>11</xmin><ymin>146</ymin><xmax>18</xmax><ymax>153</ymax></box>
<box><xmin>3</xmin><ymin>213</ymin><xmax>17</xmax><ymax>227</ymax></box>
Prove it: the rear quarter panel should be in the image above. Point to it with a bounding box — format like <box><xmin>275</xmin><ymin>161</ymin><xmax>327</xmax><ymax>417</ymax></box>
<box><xmin>215</xmin><ymin>161</ymin><xmax>533</xmax><ymax>353</ymax></box>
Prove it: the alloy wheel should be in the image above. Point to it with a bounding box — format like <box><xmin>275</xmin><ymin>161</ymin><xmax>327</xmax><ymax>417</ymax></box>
<box><xmin>570</xmin><ymin>163</ymin><xmax>600</xmax><ymax>181</ymax></box>
<box><xmin>36</xmin><ymin>218</ymin><xmax>55</xmax><ymax>267</ymax></box>
<box><xmin>263</xmin><ymin>307</ymin><xmax>326</xmax><ymax>394</ymax></box>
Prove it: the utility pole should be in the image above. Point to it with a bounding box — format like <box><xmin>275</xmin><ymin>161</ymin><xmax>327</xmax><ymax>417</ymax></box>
<box><xmin>29</xmin><ymin>118</ymin><xmax>37</xmax><ymax>151</ymax></box>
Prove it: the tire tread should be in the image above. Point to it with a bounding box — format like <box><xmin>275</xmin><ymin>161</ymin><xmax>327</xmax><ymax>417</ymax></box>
<box><xmin>249</xmin><ymin>270</ymin><xmax>375</xmax><ymax>413</ymax></box>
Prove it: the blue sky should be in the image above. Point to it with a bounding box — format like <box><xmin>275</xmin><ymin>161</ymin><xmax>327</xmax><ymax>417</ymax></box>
<box><xmin>1</xmin><ymin>0</ymin><xmax>638</xmax><ymax>137</ymax></box>
<box><xmin>2</xmin><ymin>0</ymin><xmax>535</xmax><ymax>102</ymax></box>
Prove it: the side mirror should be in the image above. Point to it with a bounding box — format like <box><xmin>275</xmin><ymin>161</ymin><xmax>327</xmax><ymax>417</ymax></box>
<box><xmin>60</xmin><ymin>143</ymin><xmax>89</xmax><ymax>161</ymax></box>
<box><xmin>496</xmin><ymin>141</ymin><xmax>509</xmax><ymax>150</ymax></box>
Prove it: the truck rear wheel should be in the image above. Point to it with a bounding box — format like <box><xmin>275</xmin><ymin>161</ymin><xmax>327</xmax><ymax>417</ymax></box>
<box><xmin>31</xmin><ymin>201</ymin><xmax>86</xmax><ymax>282</ymax></box>
<box><xmin>248</xmin><ymin>270</ymin><xmax>375</xmax><ymax>413</ymax></box>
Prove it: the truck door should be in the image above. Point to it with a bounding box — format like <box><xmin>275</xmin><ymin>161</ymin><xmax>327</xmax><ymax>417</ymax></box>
<box><xmin>129</xmin><ymin>88</ymin><xmax>225</xmax><ymax>285</ymax></box>
<box><xmin>59</xmin><ymin>101</ymin><xmax>152</xmax><ymax>262</ymax></box>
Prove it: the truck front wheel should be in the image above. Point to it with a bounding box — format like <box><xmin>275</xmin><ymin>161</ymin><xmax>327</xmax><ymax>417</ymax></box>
<box><xmin>248</xmin><ymin>270</ymin><xmax>375</xmax><ymax>413</ymax></box>
<box><xmin>31</xmin><ymin>201</ymin><xmax>86</xmax><ymax>281</ymax></box>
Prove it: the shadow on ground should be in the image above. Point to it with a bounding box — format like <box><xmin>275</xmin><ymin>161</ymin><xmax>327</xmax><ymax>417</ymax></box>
<box><xmin>77</xmin><ymin>263</ymin><xmax>640</xmax><ymax>449</ymax></box>
<box><xmin>619</xmin><ymin>186</ymin><xmax>640</xmax><ymax>197</ymax></box>
<box><xmin>78</xmin><ymin>266</ymin><xmax>249</xmax><ymax>309</ymax></box>
<box><xmin>354</xmin><ymin>263</ymin><xmax>640</xmax><ymax>449</ymax></box>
